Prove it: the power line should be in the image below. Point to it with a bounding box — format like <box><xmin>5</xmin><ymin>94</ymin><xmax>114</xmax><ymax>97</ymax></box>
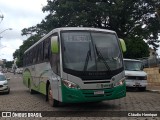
<box><xmin>0</xmin><ymin>10</ymin><xmax>4</xmax><ymax>24</ymax></box>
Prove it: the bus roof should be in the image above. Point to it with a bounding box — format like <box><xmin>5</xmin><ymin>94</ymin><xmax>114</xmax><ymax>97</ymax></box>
<box><xmin>55</xmin><ymin>27</ymin><xmax>115</xmax><ymax>33</ymax></box>
<box><xmin>24</xmin><ymin>27</ymin><xmax>116</xmax><ymax>54</ymax></box>
<box><xmin>123</xmin><ymin>58</ymin><xmax>141</xmax><ymax>62</ymax></box>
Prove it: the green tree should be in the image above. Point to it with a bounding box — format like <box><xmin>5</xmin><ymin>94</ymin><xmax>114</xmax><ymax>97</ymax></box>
<box><xmin>5</xmin><ymin>61</ymin><xmax>14</xmax><ymax>68</ymax></box>
<box><xmin>18</xmin><ymin>0</ymin><xmax>160</xmax><ymax>63</ymax></box>
<box><xmin>124</xmin><ymin>37</ymin><xmax>149</xmax><ymax>59</ymax></box>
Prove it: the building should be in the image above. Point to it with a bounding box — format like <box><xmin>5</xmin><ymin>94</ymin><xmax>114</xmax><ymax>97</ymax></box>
<box><xmin>149</xmin><ymin>48</ymin><xmax>158</xmax><ymax>59</ymax></box>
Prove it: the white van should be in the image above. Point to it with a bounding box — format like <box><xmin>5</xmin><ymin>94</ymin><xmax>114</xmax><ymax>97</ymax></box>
<box><xmin>124</xmin><ymin>59</ymin><xmax>147</xmax><ymax>91</ymax></box>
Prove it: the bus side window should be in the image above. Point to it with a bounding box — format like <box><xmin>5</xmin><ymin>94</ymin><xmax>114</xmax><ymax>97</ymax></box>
<box><xmin>23</xmin><ymin>54</ymin><xmax>26</xmax><ymax>66</ymax></box>
<box><xmin>44</xmin><ymin>39</ymin><xmax>50</xmax><ymax>60</ymax></box>
<box><xmin>40</xmin><ymin>42</ymin><xmax>44</xmax><ymax>62</ymax></box>
<box><xmin>35</xmin><ymin>45</ymin><xmax>39</xmax><ymax>63</ymax></box>
<box><xmin>26</xmin><ymin>52</ymin><xmax>28</xmax><ymax>66</ymax></box>
<box><xmin>38</xmin><ymin>44</ymin><xmax>41</xmax><ymax>62</ymax></box>
<box><xmin>33</xmin><ymin>47</ymin><xmax>36</xmax><ymax>64</ymax></box>
<box><xmin>30</xmin><ymin>50</ymin><xmax>33</xmax><ymax>65</ymax></box>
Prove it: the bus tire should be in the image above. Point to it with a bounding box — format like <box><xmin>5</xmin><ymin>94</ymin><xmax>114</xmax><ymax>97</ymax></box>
<box><xmin>28</xmin><ymin>80</ymin><xmax>35</xmax><ymax>94</ymax></box>
<box><xmin>47</xmin><ymin>84</ymin><xmax>59</xmax><ymax>107</ymax></box>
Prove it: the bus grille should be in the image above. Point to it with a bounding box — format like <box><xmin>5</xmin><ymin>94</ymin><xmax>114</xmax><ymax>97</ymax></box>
<box><xmin>126</xmin><ymin>76</ymin><xmax>146</xmax><ymax>80</ymax></box>
<box><xmin>82</xmin><ymin>89</ymin><xmax>113</xmax><ymax>98</ymax></box>
<box><xmin>0</xmin><ymin>85</ymin><xmax>3</xmax><ymax>88</ymax></box>
<box><xmin>83</xmin><ymin>80</ymin><xmax>110</xmax><ymax>84</ymax></box>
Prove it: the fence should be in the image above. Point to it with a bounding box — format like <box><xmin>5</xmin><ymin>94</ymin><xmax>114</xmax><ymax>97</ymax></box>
<box><xmin>138</xmin><ymin>55</ymin><xmax>160</xmax><ymax>68</ymax></box>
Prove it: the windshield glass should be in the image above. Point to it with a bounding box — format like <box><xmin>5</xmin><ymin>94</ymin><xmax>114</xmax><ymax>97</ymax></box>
<box><xmin>61</xmin><ymin>31</ymin><xmax>123</xmax><ymax>72</ymax></box>
<box><xmin>124</xmin><ymin>60</ymin><xmax>142</xmax><ymax>71</ymax></box>
<box><xmin>0</xmin><ymin>75</ymin><xmax>6</xmax><ymax>81</ymax></box>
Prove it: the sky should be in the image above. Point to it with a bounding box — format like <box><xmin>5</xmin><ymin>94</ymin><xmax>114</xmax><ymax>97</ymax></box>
<box><xmin>0</xmin><ymin>0</ymin><xmax>47</xmax><ymax>61</ymax></box>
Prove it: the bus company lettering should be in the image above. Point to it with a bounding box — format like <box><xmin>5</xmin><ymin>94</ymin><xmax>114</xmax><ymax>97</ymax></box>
<box><xmin>96</xmin><ymin>83</ymin><xmax>112</xmax><ymax>88</ymax></box>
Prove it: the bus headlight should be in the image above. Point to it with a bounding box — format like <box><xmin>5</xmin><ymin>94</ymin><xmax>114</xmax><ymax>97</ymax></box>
<box><xmin>62</xmin><ymin>80</ymin><xmax>80</xmax><ymax>89</ymax></box>
<box><xmin>114</xmin><ymin>78</ymin><xmax>125</xmax><ymax>87</ymax></box>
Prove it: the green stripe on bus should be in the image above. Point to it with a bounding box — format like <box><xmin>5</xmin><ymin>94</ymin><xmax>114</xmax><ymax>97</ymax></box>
<box><xmin>61</xmin><ymin>83</ymin><xmax>126</xmax><ymax>103</ymax></box>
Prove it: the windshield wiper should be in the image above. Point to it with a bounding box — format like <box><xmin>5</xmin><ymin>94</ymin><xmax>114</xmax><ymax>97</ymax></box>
<box><xmin>112</xmin><ymin>53</ymin><xmax>121</xmax><ymax>61</ymax></box>
<box><xmin>132</xmin><ymin>69</ymin><xmax>141</xmax><ymax>71</ymax></box>
<box><xmin>95</xmin><ymin>45</ymin><xmax>111</xmax><ymax>71</ymax></box>
<box><xmin>83</xmin><ymin>43</ymin><xmax>92</xmax><ymax>71</ymax></box>
<box><xmin>125</xmin><ymin>69</ymin><xmax>140</xmax><ymax>71</ymax></box>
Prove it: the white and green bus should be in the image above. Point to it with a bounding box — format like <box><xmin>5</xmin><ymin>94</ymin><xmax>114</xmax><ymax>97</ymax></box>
<box><xmin>23</xmin><ymin>27</ymin><xmax>126</xmax><ymax>107</ymax></box>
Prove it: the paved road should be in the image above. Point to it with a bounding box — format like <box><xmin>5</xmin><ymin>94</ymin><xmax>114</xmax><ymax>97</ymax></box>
<box><xmin>0</xmin><ymin>73</ymin><xmax>160</xmax><ymax>120</ymax></box>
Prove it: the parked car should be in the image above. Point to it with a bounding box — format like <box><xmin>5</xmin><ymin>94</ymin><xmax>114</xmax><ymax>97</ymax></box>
<box><xmin>0</xmin><ymin>73</ymin><xmax>10</xmax><ymax>94</ymax></box>
<box><xmin>16</xmin><ymin>68</ymin><xmax>23</xmax><ymax>74</ymax></box>
<box><xmin>124</xmin><ymin>59</ymin><xmax>147</xmax><ymax>91</ymax></box>
<box><xmin>2</xmin><ymin>68</ymin><xmax>7</xmax><ymax>73</ymax></box>
<box><xmin>7</xmin><ymin>68</ymin><xmax>12</xmax><ymax>73</ymax></box>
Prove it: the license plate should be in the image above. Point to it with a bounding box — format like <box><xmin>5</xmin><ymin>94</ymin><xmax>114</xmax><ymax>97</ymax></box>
<box><xmin>94</xmin><ymin>91</ymin><xmax>104</xmax><ymax>95</ymax></box>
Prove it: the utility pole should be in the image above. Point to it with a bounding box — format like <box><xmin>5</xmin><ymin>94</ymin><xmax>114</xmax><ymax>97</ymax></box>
<box><xmin>0</xmin><ymin>28</ymin><xmax>12</xmax><ymax>34</ymax></box>
<box><xmin>0</xmin><ymin>28</ymin><xmax>12</xmax><ymax>48</ymax></box>
<box><xmin>0</xmin><ymin>10</ymin><xmax>4</xmax><ymax>24</ymax></box>
<box><xmin>0</xmin><ymin>28</ymin><xmax>12</xmax><ymax>62</ymax></box>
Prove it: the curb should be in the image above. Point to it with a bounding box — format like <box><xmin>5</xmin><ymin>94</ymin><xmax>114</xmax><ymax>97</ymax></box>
<box><xmin>146</xmin><ymin>89</ymin><xmax>160</xmax><ymax>93</ymax></box>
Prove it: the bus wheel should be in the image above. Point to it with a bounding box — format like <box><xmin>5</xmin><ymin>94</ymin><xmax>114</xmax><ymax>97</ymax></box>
<box><xmin>48</xmin><ymin>84</ymin><xmax>59</xmax><ymax>107</ymax></box>
<box><xmin>28</xmin><ymin>80</ymin><xmax>35</xmax><ymax>94</ymax></box>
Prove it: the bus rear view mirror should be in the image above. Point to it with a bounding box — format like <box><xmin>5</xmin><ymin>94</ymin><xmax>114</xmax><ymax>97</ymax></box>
<box><xmin>51</xmin><ymin>36</ymin><xmax>59</xmax><ymax>54</ymax></box>
<box><xmin>119</xmin><ymin>38</ymin><xmax>126</xmax><ymax>52</ymax></box>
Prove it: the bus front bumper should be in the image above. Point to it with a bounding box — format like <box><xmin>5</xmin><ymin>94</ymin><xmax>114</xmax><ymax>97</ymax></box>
<box><xmin>61</xmin><ymin>83</ymin><xmax>126</xmax><ymax>103</ymax></box>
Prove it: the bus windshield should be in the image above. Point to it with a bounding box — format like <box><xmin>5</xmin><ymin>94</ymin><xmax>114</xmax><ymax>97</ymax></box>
<box><xmin>124</xmin><ymin>60</ymin><xmax>143</xmax><ymax>71</ymax></box>
<box><xmin>61</xmin><ymin>31</ymin><xmax>123</xmax><ymax>73</ymax></box>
